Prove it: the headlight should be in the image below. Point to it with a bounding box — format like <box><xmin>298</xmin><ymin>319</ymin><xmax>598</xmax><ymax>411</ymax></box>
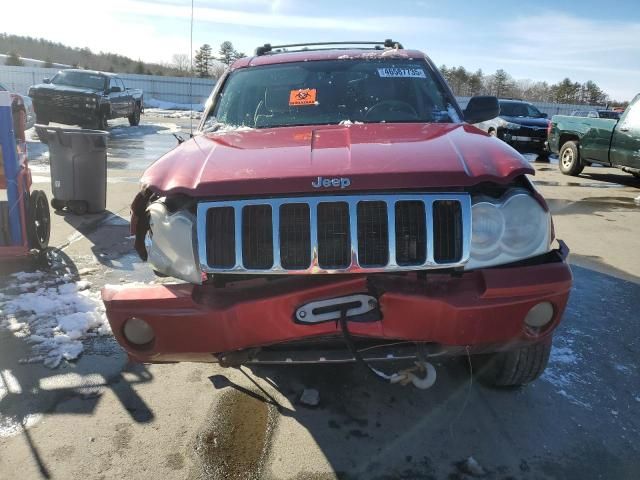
<box><xmin>470</xmin><ymin>202</ymin><xmax>504</xmax><ymax>260</ymax></box>
<box><xmin>503</xmin><ymin>122</ymin><xmax>521</xmax><ymax>130</ymax></box>
<box><xmin>146</xmin><ymin>200</ymin><xmax>202</xmax><ymax>284</ymax></box>
<box><xmin>465</xmin><ymin>190</ymin><xmax>551</xmax><ymax>270</ymax></box>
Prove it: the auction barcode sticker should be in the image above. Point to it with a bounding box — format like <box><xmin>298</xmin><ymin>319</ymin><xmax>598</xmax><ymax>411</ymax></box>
<box><xmin>377</xmin><ymin>67</ymin><xmax>426</xmax><ymax>78</ymax></box>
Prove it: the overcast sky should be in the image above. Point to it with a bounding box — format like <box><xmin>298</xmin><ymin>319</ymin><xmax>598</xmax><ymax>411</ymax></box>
<box><xmin>1</xmin><ymin>0</ymin><xmax>639</xmax><ymax>100</ymax></box>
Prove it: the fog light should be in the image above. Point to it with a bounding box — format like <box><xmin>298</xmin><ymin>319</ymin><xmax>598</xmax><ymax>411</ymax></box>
<box><xmin>524</xmin><ymin>302</ymin><xmax>554</xmax><ymax>328</ymax></box>
<box><xmin>123</xmin><ymin>317</ymin><xmax>155</xmax><ymax>345</ymax></box>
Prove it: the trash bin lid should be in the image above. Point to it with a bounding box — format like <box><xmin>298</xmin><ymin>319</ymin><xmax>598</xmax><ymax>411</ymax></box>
<box><xmin>35</xmin><ymin>125</ymin><xmax>108</xmax><ymax>145</ymax></box>
<box><xmin>35</xmin><ymin>125</ymin><xmax>108</xmax><ymax>136</ymax></box>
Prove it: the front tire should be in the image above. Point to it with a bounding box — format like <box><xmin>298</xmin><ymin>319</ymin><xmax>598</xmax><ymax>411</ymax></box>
<box><xmin>95</xmin><ymin>112</ymin><xmax>108</xmax><ymax>130</ymax></box>
<box><xmin>472</xmin><ymin>337</ymin><xmax>552</xmax><ymax>387</ymax></box>
<box><xmin>128</xmin><ymin>104</ymin><xmax>141</xmax><ymax>126</ymax></box>
<box><xmin>559</xmin><ymin>141</ymin><xmax>584</xmax><ymax>176</ymax></box>
<box><xmin>535</xmin><ymin>150</ymin><xmax>550</xmax><ymax>162</ymax></box>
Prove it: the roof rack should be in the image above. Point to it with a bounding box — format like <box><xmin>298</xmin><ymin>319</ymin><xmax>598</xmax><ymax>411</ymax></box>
<box><xmin>255</xmin><ymin>40</ymin><xmax>404</xmax><ymax>56</ymax></box>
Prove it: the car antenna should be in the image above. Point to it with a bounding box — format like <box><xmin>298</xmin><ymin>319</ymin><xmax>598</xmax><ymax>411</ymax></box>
<box><xmin>189</xmin><ymin>0</ymin><xmax>194</xmax><ymax>137</ymax></box>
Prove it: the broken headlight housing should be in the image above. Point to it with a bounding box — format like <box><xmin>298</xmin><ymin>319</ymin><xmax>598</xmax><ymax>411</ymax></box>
<box><xmin>146</xmin><ymin>199</ymin><xmax>202</xmax><ymax>284</ymax></box>
<box><xmin>465</xmin><ymin>189</ymin><xmax>551</xmax><ymax>270</ymax></box>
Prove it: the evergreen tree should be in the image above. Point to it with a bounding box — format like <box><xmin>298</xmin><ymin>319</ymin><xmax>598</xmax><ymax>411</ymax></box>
<box><xmin>218</xmin><ymin>41</ymin><xmax>235</xmax><ymax>66</ymax></box>
<box><xmin>492</xmin><ymin>69</ymin><xmax>511</xmax><ymax>98</ymax></box>
<box><xmin>194</xmin><ymin>44</ymin><xmax>213</xmax><ymax>77</ymax></box>
<box><xmin>218</xmin><ymin>41</ymin><xmax>245</xmax><ymax>66</ymax></box>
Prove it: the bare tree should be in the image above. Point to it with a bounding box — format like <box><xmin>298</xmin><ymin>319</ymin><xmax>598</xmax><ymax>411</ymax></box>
<box><xmin>209</xmin><ymin>60</ymin><xmax>227</xmax><ymax>79</ymax></box>
<box><xmin>172</xmin><ymin>53</ymin><xmax>190</xmax><ymax>72</ymax></box>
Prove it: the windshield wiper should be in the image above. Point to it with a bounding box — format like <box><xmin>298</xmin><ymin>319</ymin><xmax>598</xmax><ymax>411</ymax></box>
<box><xmin>201</xmin><ymin>122</ymin><xmax>228</xmax><ymax>133</ymax></box>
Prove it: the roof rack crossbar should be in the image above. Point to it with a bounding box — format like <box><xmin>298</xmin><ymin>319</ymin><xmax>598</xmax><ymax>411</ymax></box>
<box><xmin>255</xmin><ymin>40</ymin><xmax>403</xmax><ymax>56</ymax></box>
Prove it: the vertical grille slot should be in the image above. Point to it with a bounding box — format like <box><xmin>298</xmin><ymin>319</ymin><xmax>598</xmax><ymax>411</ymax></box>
<box><xmin>317</xmin><ymin>202</ymin><xmax>350</xmax><ymax>269</ymax></box>
<box><xmin>357</xmin><ymin>201</ymin><xmax>388</xmax><ymax>266</ymax></box>
<box><xmin>395</xmin><ymin>201</ymin><xmax>426</xmax><ymax>265</ymax></box>
<box><xmin>433</xmin><ymin>200</ymin><xmax>463</xmax><ymax>263</ymax></box>
<box><xmin>242</xmin><ymin>205</ymin><xmax>274</xmax><ymax>269</ymax></box>
<box><xmin>280</xmin><ymin>203</ymin><xmax>311</xmax><ymax>269</ymax></box>
<box><xmin>206</xmin><ymin>207</ymin><xmax>235</xmax><ymax>268</ymax></box>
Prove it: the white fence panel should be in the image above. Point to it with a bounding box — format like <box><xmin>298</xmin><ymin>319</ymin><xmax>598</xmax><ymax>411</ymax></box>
<box><xmin>0</xmin><ymin>66</ymin><xmax>218</xmax><ymax>106</ymax></box>
<box><xmin>455</xmin><ymin>96</ymin><xmax>605</xmax><ymax>117</ymax></box>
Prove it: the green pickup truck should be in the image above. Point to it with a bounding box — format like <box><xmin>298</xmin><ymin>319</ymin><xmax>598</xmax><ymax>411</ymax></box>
<box><xmin>548</xmin><ymin>93</ymin><xmax>640</xmax><ymax>177</ymax></box>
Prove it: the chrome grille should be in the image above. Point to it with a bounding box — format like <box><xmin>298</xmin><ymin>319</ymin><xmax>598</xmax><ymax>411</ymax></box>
<box><xmin>43</xmin><ymin>93</ymin><xmax>91</xmax><ymax>109</ymax></box>
<box><xmin>198</xmin><ymin>193</ymin><xmax>471</xmax><ymax>274</ymax></box>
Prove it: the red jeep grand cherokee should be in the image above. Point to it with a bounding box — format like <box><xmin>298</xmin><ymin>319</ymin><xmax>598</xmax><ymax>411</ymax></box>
<box><xmin>103</xmin><ymin>41</ymin><xmax>572</xmax><ymax>387</ymax></box>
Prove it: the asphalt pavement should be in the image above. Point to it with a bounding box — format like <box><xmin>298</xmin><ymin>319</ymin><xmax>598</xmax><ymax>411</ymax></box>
<box><xmin>0</xmin><ymin>115</ymin><xmax>639</xmax><ymax>480</ymax></box>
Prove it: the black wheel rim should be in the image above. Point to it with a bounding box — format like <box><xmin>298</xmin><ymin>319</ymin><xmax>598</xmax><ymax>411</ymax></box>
<box><xmin>34</xmin><ymin>194</ymin><xmax>50</xmax><ymax>246</ymax></box>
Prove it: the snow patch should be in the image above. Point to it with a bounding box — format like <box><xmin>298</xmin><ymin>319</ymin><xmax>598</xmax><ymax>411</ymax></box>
<box><xmin>0</xmin><ymin>274</ymin><xmax>111</xmax><ymax>369</ymax></box>
<box><xmin>144</xmin><ymin>98</ymin><xmax>204</xmax><ymax>111</ymax></box>
<box><xmin>550</xmin><ymin>346</ymin><xmax>578</xmax><ymax>364</ymax></box>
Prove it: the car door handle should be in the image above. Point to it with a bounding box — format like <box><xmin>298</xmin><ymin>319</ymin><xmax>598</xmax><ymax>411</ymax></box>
<box><xmin>619</xmin><ymin>127</ymin><xmax>629</xmax><ymax>132</ymax></box>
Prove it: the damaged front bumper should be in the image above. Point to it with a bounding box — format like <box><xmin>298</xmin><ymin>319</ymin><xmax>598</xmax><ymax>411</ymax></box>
<box><xmin>102</xmin><ymin>245</ymin><xmax>572</xmax><ymax>365</ymax></box>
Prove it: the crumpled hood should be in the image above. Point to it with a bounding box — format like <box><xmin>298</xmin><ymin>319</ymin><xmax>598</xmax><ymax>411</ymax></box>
<box><xmin>142</xmin><ymin>123</ymin><xmax>533</xmax><ymax>198</ymax></box>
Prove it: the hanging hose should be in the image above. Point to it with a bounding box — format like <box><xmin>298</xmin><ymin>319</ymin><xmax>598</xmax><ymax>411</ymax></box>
<box><xmin>337</xmin><ymin>308</ymin><xmax>436</xmax><ymax>389</ymax></box>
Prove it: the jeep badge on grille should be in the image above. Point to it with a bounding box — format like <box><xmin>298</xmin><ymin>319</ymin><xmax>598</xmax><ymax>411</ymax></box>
<box><xmin>312</xmin><ymin>176</ymin><xmax>351</xmax><ymax>189</ymax></box>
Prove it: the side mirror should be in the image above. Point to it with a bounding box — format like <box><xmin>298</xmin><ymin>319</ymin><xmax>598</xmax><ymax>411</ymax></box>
<box><xmin>109</xmin><ymin>86</ymin><xmax>122</xmax><ymax>93</ymax></box>
<box><xmin>541</xmin><ymin>112</ymin><xmax>548</xmax><ymax>119</ymax></box>
<box><xmin>463</xmin><ymin>96</ymin><xmax>500</xmax><ymax>124</ymax></box>
<box><xmin>43</xmin><ymin>78</ymin><xmax>51</xmax><ymax>84</ymax></box>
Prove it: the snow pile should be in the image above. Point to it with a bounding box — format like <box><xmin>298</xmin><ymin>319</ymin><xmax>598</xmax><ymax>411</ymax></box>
<box><xmin>143</xmin><ymin>98</ymin><xmax>204</xmax><ymax>112</ymax></box>
<box><xmin>144</xmin><ymin>108</ymin><xmax>202</xmax><ymax>120</ymax></box>
<box><xmin>0</xmin><ymin>271</ymin><xmax>111</xmax><ymax>368</ymax></box>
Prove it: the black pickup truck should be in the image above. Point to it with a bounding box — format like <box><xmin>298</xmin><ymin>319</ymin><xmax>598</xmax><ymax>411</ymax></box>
<box><xmin>28</xmin><ymin>69</ymin><xmax>143</xmax><ymax>129</ymax></box>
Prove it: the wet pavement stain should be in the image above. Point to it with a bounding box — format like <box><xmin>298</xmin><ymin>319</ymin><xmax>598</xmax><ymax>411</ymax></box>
<box><xmin>534</xmin><ymin>180</ymin><xmax>623</xmax><ymax>189</ymax></box>
<box><xmin>546</xmin><ymin>196</ymin><xmax>639</xmax><ymax>215</ymax></box>
<box><xmin>191</xmin><ymin>389</ymin><xmax>278</xmax><ymax>480</ymax></box>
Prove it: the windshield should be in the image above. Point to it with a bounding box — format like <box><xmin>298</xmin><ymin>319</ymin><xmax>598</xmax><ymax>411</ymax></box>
<box><xmin>51</xmin><ymin>71</ymin><xmax>107</xmax><ymax>91</ymax></box>
<box><xmin>206</xmin><ymin>59</ymin><xmax>459</xmax><ymax>130</ymax></box>
<box><xmin>500</xmin><ymin>101</ymin><xmax>544</xmax><ymax>118</ymax></box>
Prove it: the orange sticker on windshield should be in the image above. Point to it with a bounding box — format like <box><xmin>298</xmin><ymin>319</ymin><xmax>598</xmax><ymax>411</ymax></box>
<box><xmin>289</xmin><ymin>88</ymin><xmax>317</xmax><ymax>106</ymax></box>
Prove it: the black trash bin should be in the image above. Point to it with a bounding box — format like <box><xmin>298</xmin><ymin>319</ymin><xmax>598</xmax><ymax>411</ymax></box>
<box><xmin>36</xmin><ymin>126</ymin><xmax>108</xmax><ymax>215</ymax></box>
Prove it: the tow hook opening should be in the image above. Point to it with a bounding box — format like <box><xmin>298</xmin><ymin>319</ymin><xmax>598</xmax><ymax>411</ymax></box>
<box><xmin>294</xmin><ymin>294</ymin><xmax>380</xmax><ymax>324</ymax></box>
